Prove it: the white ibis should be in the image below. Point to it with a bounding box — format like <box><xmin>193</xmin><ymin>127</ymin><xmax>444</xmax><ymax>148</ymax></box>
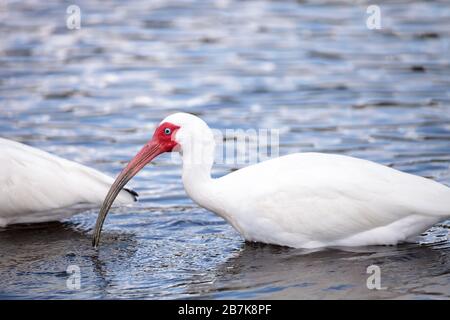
<box><xmin>0</xmin><ymin>137</ymin><xmax>137</xmax><ymax>227</ymax></box>
<box><xmin>93</xmin><ymin>113</ymin><xmax>450</xmax><ymax>248</ymax></box>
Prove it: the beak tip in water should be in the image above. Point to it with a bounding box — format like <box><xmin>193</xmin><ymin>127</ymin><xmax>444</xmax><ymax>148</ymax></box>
<box><xmin>92</xmin><ymin>236</ymin><xmax>98</xmax><ymax>248</ymax></box>
<box><xmin>92</xmin><ymin>140</ymin><xmax>163</xmax><ymax>249</ymax></box>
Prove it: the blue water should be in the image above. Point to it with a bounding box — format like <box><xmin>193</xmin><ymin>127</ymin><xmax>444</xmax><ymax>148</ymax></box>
<box><xmin>0</xmin><ymin>0</ymin><xmax>450</xmax><ymax>299</ymax></box>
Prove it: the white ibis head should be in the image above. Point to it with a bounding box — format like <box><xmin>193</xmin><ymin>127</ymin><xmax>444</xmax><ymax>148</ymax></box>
<box><xmin>92</xmin><ymin>113</ymin><xmax>213</xmax><ymax>247</ymax></box>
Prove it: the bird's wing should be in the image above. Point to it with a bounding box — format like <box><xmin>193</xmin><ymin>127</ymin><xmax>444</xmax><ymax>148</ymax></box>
<box><xmin>219</xmin><ymin>153</ymin><xmax>450</xmax><ymax>243</ymax></box>
<box><xmin>0</xmin><ymin>138</ymin><xmax>136</xmax><ymax>224</ymax></box>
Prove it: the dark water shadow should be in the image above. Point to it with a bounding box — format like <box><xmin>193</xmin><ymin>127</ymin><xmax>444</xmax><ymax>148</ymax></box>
<box><xmin>0</xmin><ymin>221</ymin><xmax>138</xmax><ymax>299</ymax></box>
<box><xmin>187</xmin><ymin>241</ymin><xmax>450</xmax><ymax>299</ymax></box>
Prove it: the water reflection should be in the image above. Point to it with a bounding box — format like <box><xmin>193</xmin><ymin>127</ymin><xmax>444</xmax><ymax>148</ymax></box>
<box><xmin>191</xmin><ymin>241</ymin><xmax>450</xmax><ymax>299</ymax></box>
<box><xmin>0</xmin><ymin>221</ymin><xmax>138</xmax><ymax>299</ymax></box>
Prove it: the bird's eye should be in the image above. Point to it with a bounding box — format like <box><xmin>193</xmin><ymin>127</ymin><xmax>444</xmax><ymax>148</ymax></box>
<box><xmin>164</xmin><ymin>128</ymin><xmax>172</xmax><ymax>135</ymax></box>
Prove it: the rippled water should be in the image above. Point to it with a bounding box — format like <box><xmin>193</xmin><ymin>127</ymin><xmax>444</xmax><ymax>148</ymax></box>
<box><xmin>1</xmin><ymin>0</ymin><xmax>450</xmax><ymax>299</ymax></box>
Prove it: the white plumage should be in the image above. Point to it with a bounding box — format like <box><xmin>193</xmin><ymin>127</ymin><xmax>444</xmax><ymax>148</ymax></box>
<box><xmin>205</xmin><ymin>153</ymin><xmax>449</xmax><ymax>248</ymax></box>
<box><xmin>91</xmin><ymin>112</ymin><xmax>450</xmax><ymax>249</ymax></box>
<box><xmin>163</xmin><ymin>113</ymin><xmax>450</xmax><ymax>248</ymax></box>
<box><xmin>0</xmin><ymin>137</ymin><xmax>136</xmax><ymax>227</ymax></box>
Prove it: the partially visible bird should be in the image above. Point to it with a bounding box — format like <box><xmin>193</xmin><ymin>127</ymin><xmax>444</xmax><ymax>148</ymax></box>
<box><xmin>0</xmin><ymin>137</ymin><xmax>137</xmax><ymax>227</ymax></box>
<box><xmin>93</xmin><ymin>113</ymin><xmax>450</xmax><ymax>249</ymax></box>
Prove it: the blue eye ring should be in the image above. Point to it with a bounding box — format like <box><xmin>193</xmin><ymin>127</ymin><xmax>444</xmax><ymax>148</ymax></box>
<box><xmin>164</xmin><ymin>128</ymin><xmax>172</xmax><ymax>135</ymax></box>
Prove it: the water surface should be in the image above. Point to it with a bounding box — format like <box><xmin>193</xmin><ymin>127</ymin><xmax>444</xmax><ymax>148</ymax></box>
<box><xmin>0</xmin><ymin>0</ymin><xmax>450</xmax><ymax>299</ymax></box>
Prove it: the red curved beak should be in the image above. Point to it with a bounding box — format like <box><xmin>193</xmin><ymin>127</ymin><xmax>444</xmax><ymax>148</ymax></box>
<box><xmin>92</xmin><ymin>139</ymin><xmax>164</xmax><ymax>247</ymax></box>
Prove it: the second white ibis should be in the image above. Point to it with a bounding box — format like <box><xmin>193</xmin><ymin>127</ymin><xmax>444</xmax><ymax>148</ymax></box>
<box><xmin>93</xmin><ymin>113</ymin><xmax>450</xmax><ymax>249</ymax></box>
<box><xmin>0</xmin><ymin>137</ymin><xmax>137</xmax><ymax>227</ymax></box>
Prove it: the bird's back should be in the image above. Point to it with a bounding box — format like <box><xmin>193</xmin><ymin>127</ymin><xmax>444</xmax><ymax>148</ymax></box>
<box><xmin>213</xmin><ymin>153</ymin><xmax>450</xmax><ymax>248</ymax></box>
<box><xmin>0</xmin><ymin>138</ymin><xmax>136</xmax><ymax>226</ymax></box>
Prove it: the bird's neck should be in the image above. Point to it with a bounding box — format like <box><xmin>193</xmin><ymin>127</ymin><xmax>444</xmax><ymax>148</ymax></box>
<box><xmin>180</xmin><ymin>141</ymin><xmax>221</xmax><ymax>214</ymax></box>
